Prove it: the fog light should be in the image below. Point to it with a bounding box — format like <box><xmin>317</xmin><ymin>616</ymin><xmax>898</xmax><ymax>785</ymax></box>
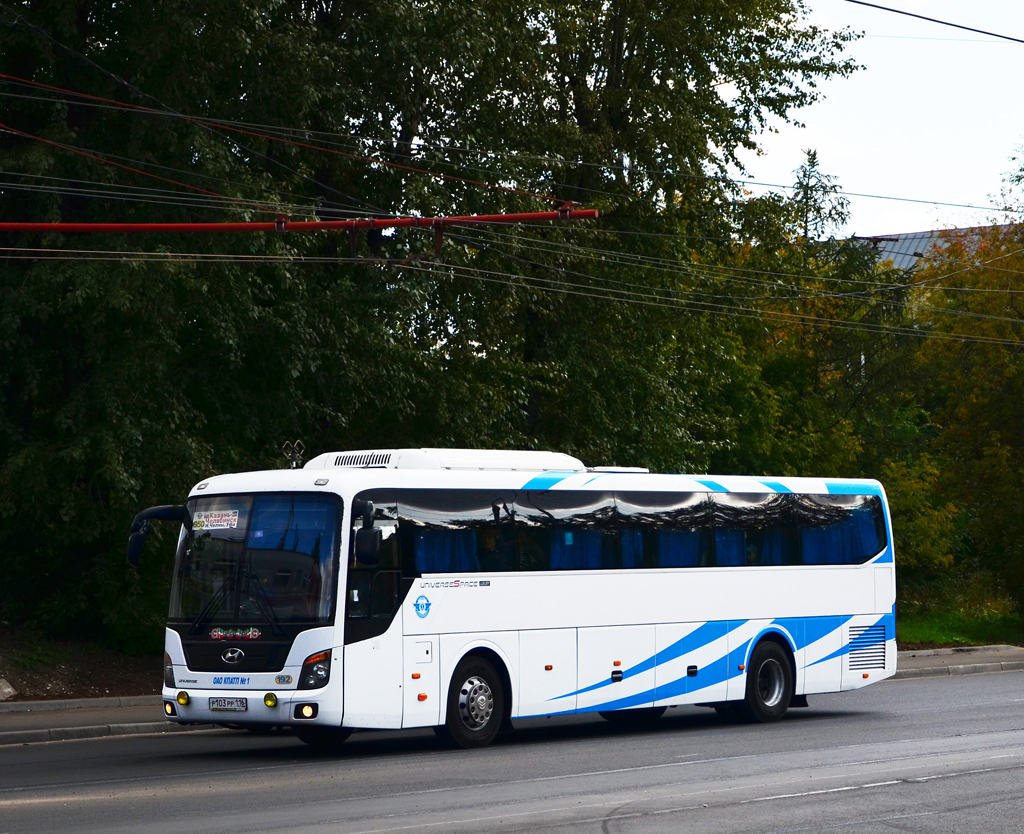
<box><xmin>176</xmin><ymin>691</ymin><xmax>190</xmax><ymax>706</ymax></box>
<box><xmin>164</xmin><ymin>701</ymin><xmax>176</xmax><ymax>716</ymax></box>
<box><xmin>294</xmin><ymin>703</ymin><xmax>318</xmax><ymax>720</ymax></box>
<box><xmin>264</xmin><ymin>693</ymin><xmax>278</xmax><ymax>708</ymax></box>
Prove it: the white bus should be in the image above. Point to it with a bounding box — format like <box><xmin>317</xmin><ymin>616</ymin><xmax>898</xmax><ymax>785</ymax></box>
<box><xmin>129</xmin><ymin>448</ymin><xmax>896</xmax><ymax>750</ymax></box>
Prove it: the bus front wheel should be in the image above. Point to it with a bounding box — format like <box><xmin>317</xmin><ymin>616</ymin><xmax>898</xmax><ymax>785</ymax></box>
<box><xmin>440</xmin><ymin>656</ymin><xmax>505</xmax><ymax>749</ymax></box>
<box><xmin>742</xmin><ymin>641</ymin><xmax>793</xmax><ymax>723</ymax></box>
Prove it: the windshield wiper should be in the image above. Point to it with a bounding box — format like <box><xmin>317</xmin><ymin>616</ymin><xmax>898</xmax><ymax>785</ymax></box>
<box><xmin>189</xmin><ymin>571</ymin><xmax>236</xmax><ymax>635</ymax></box>
<box><xmin>243</xmin><ymin>570</ymin><xmax>285</xmax><ymax>638</ymax></box>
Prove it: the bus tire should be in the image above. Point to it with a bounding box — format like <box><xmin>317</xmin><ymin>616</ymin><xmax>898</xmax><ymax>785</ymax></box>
<box><xmin>599</xmin><ymin>707</ymin><xmax>667</xmax><ymax>725</ymax></box>
<box><xmin>742</xmin><ymin>641</ymin><xmax>793</xmax><ymax>723</ymax></box>
<box><xmin>294</xmin><ymin>726</ymin><xmax>352</xmax><ymax>752</ymax></box>
<box><xmin>441</xmin><ymin>656</ymin><xmax>505</xmax><ymax>749</ymax></box>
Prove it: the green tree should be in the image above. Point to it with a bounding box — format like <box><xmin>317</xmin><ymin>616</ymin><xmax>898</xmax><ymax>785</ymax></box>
<box><xmin>0</xmin><ymin>0</ymin><xmax>861</xmax><ymax>645</ymax></box>
<box><xmin>910</xmin><ymin>225</ymin><xmax>1024</xmax><ymax>609</ymax></box>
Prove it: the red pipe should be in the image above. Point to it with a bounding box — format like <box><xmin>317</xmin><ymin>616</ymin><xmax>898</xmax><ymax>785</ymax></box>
<box><xmin>0</xmin><ymin>210</ymin><xmax>598</xmax><ymax>234</ymax></box>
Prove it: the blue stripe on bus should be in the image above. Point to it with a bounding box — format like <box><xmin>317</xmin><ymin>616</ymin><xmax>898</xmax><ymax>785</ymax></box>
<box><xmin>577</xmin><ymin>651</ymin><xmax>741</xmax><ymax>714</ymax></box>
<box><xmin>521</xmin><ymin>471</ymin><xmax>577</xmax><ymax>490</ymax></box>
<box><xmin>552</xmin><ymin>612</ymin><xmax>885</xmax><ymax>711</ymax></box>
<box><xmin>826</xmin><ymin>481</ymin><xmax>883</xmax><ymax>496</ymax></box>
<box><xmin>772</xmin><ymin>615</ymin><xmax>851</xmax><ymax>652</ymax></box>
<box><xmin>872</xmin><ymin>548</ymin><xmax>893</xmax><ymax>564</ymax></box>
<box><xmin>554</xmin><ymin>621</ymin><xmax>735</xmax><ymax>701</ymax></box>
<box><xmin>804</xmin><ymin>610</ymin><xmax>894</xmax><ymax>668</ymax></box>
<box><xmin>695</xmin><ymin>478</ymin><xmax>729</xmax><ymax>492</ymax></box>
<box><xmin>576</xmin><ymin>617</ymin><xmax>883</xmax><ymax>715</ymax></box>
<box><xmin>758</xmin><ymin>480</ymin><xmax>792</xmax><ymax>493</ymax></box>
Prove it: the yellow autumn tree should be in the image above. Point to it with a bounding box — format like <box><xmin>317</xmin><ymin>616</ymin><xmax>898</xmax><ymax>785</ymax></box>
<box><xmin>911</xmin><ymin>224</ymin><xmax>1024</xmax><ymax>608</ymax></box>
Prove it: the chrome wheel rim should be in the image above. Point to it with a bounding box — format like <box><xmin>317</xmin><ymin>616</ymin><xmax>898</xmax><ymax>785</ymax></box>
<box><xmin>457</xmin><ymin>675</ymin><xmax>494</xmax><ymax>731</ymax></box>
<box><xmin>756</xmin><ymin>658</ymin><xmax>785</xmax><ymax>708</ymax></box>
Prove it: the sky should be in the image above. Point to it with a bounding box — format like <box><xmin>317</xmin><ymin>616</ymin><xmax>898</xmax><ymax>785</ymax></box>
<box><xmin>736</xmin><ymin>0</ymin><xmax>1024</xmax><ymax>238</ymax></box>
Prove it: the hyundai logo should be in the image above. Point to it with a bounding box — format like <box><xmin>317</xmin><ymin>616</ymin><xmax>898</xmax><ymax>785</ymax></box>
<box><xmin>222</xmin><ymin>648</ymin><xmax>245</xmax><ymax>664</ymax></box>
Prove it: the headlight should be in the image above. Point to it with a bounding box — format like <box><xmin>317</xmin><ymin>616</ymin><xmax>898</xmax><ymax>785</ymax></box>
<box><xmin>298</xmin><ymin>649</ymin><xmax>331</xmax><ymax>690</ymax></box>
<box><xmin>163</xmin><ymin>652</ymin><xmax>175</xmax><ymax>689</ymax></box>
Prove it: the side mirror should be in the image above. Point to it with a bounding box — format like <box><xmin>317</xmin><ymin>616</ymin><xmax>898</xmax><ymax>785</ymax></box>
<box><xmin>127</xmin><ymin>525</ymin><xmax>149</xmax><ymax>568</ymax></box>
<box><xmin>354</xmin><ymin>526</ymin><xmax>382</xmax><ymax>566</ymax></box>
<box><xmin>127</xmin><ymin>505</ymin><xmax>192</xmax><ymax>566</ymax></box>
<box><xmin>351</xmin><ymin>500</ymin><xmax>380</xmax><ymax>565</ymax></box>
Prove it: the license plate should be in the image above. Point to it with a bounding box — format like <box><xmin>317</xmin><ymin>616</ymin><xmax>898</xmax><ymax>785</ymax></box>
<box><xmin>209</xmin><ymin>697</ymin><xmax>247</xmax><ymax>711</ymax></box>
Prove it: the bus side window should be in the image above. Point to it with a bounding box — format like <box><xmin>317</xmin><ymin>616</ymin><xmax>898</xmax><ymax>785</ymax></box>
<box><xmin>797</xmin><ymin>495</ymin><xmax>886</xmax><ymax>565</ymax></box>
<box><xmin>712</xmin><ymin>492</ymin><xmax>801</xmax><ymax>568</ymax></box>
<box><xmin>396</xmin><ymin>489</ymin><xmax>518</xmax><ymax>575</ymax></box>
<box><xmin>480</xmin><ymin>504</ymin><xmax>517</xmax><ymax>572</ymax></box>
<box><xmin>514</xmin><ymin>491</ymin><xmax>618</xmax><ymax>571</ymax></box>
<box><xmin>615</xmin><ymin>492</ymin><xmax>712</xmax><ymax>569</ymax></box>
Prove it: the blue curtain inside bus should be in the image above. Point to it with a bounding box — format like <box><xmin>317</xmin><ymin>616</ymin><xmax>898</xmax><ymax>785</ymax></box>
<box><xmin>549</xmin><ymin>529</ymin><xmax>603</xmax><ymax>570</ymax></box>
<box><xmin>658</xmin><ymin>530</ymin><xmax>702</xmax><ymax>567</ymax></box>
<box><xmin>714</xmin><ymin>528</ymin><xmax>746</xmax><ymax>566</ymax></box>
<box><xmin>413</xmin><ymin>529</ymin><xmax>481</xmax><ymax>573</ymax></box>
<box><xmin>801</xmin><ymin>507</ymin><xmax>880</xmax><ymax>564</ymax></box>
<box><xmin>759</xmin><ymin>530</ymin><xmax>789</xmax><ymax>565</ymax></box>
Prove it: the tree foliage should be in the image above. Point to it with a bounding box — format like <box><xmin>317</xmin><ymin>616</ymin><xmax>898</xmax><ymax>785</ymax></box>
<box><xmin>909</xmin><ymin>226</ymin><xmax>1024</xmax><ymax>607</ymax></box>
<box><xmin>6</xmin><ymin>0</ymin><xmax>976</xmax><ymax>650</ymax></box>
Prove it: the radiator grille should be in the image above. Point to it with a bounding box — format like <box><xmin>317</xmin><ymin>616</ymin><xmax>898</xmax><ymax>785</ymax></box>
<box><xmin>848</xmin><ymin>624</ymin><xmax>886</xmax><ymax>670</ymax></box>
<box><xmin>334</xmin><ymin>452</ymin><xmax>392</xmax><ymax>467</ymax></box>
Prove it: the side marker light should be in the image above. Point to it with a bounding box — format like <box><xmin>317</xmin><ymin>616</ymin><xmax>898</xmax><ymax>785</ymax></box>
<box><xmin>411</xmin><ymin>673</ymin><xmax>421</xmax><ymax>679</ymax></box>
<box><xmin>738</xmin><ymin>665</ymin><xmax>746</xmax><ymax>671</ymax></box>
<box><xmin>418</xmin><ymin>693</ymin><xmax>428</xmax><ymax>701</ymax></box>
<box><xmin>863</xmin><ymin>673</ymin><xmax>870</xmax><ymax>679</ymax></box>
<box><xmin>613</xmin><ymin>660</ymin><xmax>622</xmax><ymax>667</ymax></box>
<box><xmin>544</xmin><ymin>665</ymin><xmax>553</xmax><ymax>671</ymax></box>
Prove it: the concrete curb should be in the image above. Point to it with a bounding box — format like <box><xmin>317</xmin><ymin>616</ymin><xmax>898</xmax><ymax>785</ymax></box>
<box><xmin>0</xmin><ymin>721</ymin><xmax>218</xmax><ymax>746</ymax></box>
<box><xmin>0</xmin><ymin>695</ymin><xmax>161</xmax><ymax>714</ymax></box>
<box><xmin>893</xmin><ymin>660</ymin><xmax>1024</xmax><ymax>679</ymax></box>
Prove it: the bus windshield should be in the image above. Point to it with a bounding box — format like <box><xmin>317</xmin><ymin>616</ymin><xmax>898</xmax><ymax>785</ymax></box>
<box><xmin>169</xmin><ymin>493</ymin><xmax>340</xmax><ymax>629</ymax></box>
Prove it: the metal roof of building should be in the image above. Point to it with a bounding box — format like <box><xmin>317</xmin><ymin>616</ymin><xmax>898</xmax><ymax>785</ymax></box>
<box><xmin>856</xmin><ymin>225</ymin><xmax>1013</xmax><ymax>271</ymax></box>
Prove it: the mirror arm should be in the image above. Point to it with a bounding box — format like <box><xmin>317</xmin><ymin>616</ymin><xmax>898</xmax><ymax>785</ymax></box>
<box><xmin>127</xmin><ymin>504</ymin><xmax>192</xmax><ymax>567</ymax></box>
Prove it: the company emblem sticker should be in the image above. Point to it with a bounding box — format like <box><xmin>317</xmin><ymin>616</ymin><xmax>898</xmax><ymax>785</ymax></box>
<box><xmin>413</xmin><ymin>595</ymin><xmax>431</xmax><ymax>618</ymax></box>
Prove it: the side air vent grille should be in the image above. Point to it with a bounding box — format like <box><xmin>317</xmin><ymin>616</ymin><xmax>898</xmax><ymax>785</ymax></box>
<box><xmin>334</xmin><ymin>452</ymin><xmax>392</xmax><ymax>468</ymax></box>
<box><xmin>848</xmin><ymin>624</ymin><xmax>886</xmax><ymax>670</ymax></box>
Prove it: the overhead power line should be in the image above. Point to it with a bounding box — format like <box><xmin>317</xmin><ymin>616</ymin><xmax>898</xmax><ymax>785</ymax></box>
<box><xmin>844</xmin><ymin>1</ymin><xmax>1024</xmax><ymax>45</ymax></box>
<box><xmin>3</xmin><ymin>79</ymin><xmax>1019</xmax><ymax>221</ymax></box>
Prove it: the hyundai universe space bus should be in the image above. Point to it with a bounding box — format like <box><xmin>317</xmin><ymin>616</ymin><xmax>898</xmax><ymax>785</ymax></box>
<box><xmin>128</xmin><ymin>448</ymin><xmax>896</xmax><ymax>750</ymax></box>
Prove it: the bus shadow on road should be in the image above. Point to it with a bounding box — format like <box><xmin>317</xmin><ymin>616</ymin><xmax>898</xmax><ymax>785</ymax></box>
<box><xmin>173</xmin><ymin>703</ymin><xmax>871</xmax><ymax>763</ymax></box>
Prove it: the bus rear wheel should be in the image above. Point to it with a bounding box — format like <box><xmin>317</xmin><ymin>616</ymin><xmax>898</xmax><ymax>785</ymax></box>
<box><xmin>439</xmin><ymin>656</ymin><xmax>505</xmax><ymax>749</ymax></box>
<box><xmin>742</xmin><ymin>641</ymin><xmax>793</xmax><ymax>723</ymax></box>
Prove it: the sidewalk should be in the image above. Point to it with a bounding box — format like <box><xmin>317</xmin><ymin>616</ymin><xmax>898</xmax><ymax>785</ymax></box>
<box><xmin>893</xmin><ymin>644</ymin><xmax>1024</xmax><ymax>678</ymax></box>
<box><xmin>0</xmin><ymin>695</ymin><xmax>217</xmax><ymax>745</ymax></box>
<box><xmin>2</xmin><ymin>645</ymin><xmax>1023</xmax><ymax>746</ymax></box>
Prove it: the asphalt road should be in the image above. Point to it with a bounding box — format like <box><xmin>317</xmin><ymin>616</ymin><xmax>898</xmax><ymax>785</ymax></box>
<box><xmin>1</xmin><ymin>671</ymin><xmax>1022</xmax><ymax>834</ymax></box>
